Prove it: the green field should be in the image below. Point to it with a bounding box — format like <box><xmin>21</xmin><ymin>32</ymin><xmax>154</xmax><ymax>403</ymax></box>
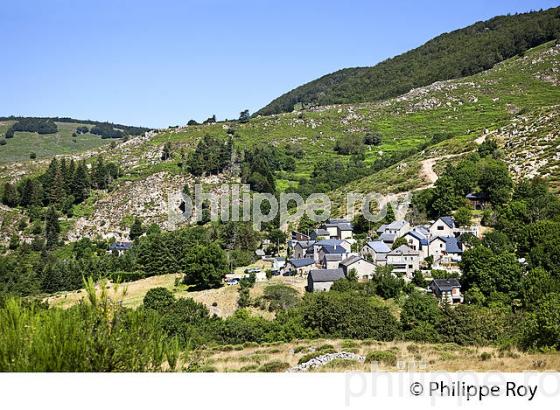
<box><xmin>0</xmin><ymin>121</ymin><xmax>112</xmax><ymax>164</ymax></box>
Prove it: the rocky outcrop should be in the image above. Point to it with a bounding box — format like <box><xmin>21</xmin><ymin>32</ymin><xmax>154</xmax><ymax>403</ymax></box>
<box><xmin>288</xmin><ymin>352</ymin><xmax>365</xmax><ymax>372</ymax></box>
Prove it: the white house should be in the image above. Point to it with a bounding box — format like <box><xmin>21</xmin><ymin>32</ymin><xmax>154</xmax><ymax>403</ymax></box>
<box><xmin>307</xmin><ymin>268</ymin><xmax>345</xmax><ymax>292</ymax></box>
<box><xmin>402</xmin><ymin>229</ymin><xmax>430</xmax><ymax>259</ymax></box>
<box><xmin>285</xmin><ymin>257</ymin><xmax>315</xmax><ymax>276</ymax></box>
<box><xmin>313</xmin><ymin>239</ymin><xmax>351</xmax><ymax>263</ymax></box>
<box><xmin>376</xmin><ymin>220</ymin><xmax>410</xmax><ymax>244</ymax></box>
<box><xmin>386</xmin><ymin>244</ymin><xmax>420</xmax><ymax>279</ymax></box>
<box><xmin>429</xmin><ymin>216</ymin><xmax>456</xmax><ymax>238</ymax></box>
<box><xmin>429</xmin><ymin>236</ymin><xmax>463</xmax><ymax>264</ymax></box>
<box><xmin>339</xmin><ymin>255</ymin><xmax>375</xmax><ymax>280</ymax></box>
<box><xmin>361</xmin><ymin>240</ymin><xmax>391</xmax><ymax>266</ymax></box>
<box><xmin>322</xmin><ymin>254</ymin><xmax>344</xmax><ymax>269</ymax></box>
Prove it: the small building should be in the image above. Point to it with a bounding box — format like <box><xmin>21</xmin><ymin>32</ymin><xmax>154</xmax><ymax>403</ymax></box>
<box><xmin>376</xmin><ymin>220</ymin><xmax>410</xmax><ymax>244</ymax></box>
<box><xmin>109</xmin><ymin>241</ymin><xmax>133</xmax><ymax>255</ymax></box>
<box><xmin>386</xmin><ymin>244</ymin><xmax>420</xmax><ymax>278</ymax></box>
<box><xmin>429</xmin><ymin>236</ymin><xmax>463</xmax><ymax>264</ymax></box>
<box><xmin>292</xmin><ymin>240</ymin><xmax>315</xmax><ymax>259</ymax></box>
<box><xmin>322</xmin><ymin>253</ymin><xmax>344</xmax><ymax>269</ymax></box>
<box><xmin>403</xmin><ymin>230</ymin><xmax>429</xmax><ymax>259</ymax></box>
<box><xmin>429</xmin><ymin>216</ymin><xmax>456</xmax><ymax>238</ymax></box>
<box><xmin>428</xmin><ymin>279</ymin><xmax>463</xmax><ymax>304</ymax></box>
<box><xmin>310</xmin><ymin>228</ymin><xmax>330</xmax><ymax>240</ymax></box>
<box><xmin>272</xmin><ymin>257</ymin><xmax>286</xmax><ymax>271</ymax></box>
<box><xmin>313</xmin><ymin>239</ymin><xmax>351</xmax><ymax>263</ymax></box>
<box><xmin>339</xmin><ymin>255</ymin><xmax>375</xmax><ymax>280</ymax></box>
<box><xmin>361</xmin><ymin>240</ymin><xmax>391</xmax><ymax>265</ymax></box>
<box><xmin>291</xmin><ymin>231</ymin><xmax>311</xmax><ymax>241</ymax></box>
<box><xmin>286</xmin><ymin>257</ymin><xmax>315</xmax><ymax>276</ymax></box>
<box><xmin>466</xmin><ymin>192</ymin><xmax>488</xmax><ymax>210</ymax></box>
<box><xmin>307</xmin><ymin>268</ymin><xmax>345</xmax><ymax>292</ymax></box>
<box><xmin>255</xmin><ymin>249</ymin><xmax>266</xmax><ymax>259</ymax></box>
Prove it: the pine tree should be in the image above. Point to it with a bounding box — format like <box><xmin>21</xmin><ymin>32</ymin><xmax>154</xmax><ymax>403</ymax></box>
<box><xmin>45</xmin><ymin>207</ymin><xmax>60</xmax><ymax>249</ymax></box>
<box><xmin>72</xmin><ymin>161</ymin><xmax>90</xmax><ymax>203</ymax></box>
<box><xmin>20</xmin><ymin>178</ymin><xmax>42</xmax><ymax>207</ymax></box>
<box><xmin>129</xmin><ymin>217</ymin><xmax>144</xmax><ymax>240</ymax></box>
<box><xmin>2</xmin><ymin>182</ymin><xmax>19</xmax><ymax>207</ymax></box>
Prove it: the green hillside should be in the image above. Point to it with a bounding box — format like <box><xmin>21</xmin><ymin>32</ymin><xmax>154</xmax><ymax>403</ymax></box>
<box><xmin>127</xmin><ymin>40</ymin><xmax>560</xmax><ymax>197</ymax></box>
<box><xmin>256</xmin><ymin>7</ymin><xmax>560</xmax><ymax>116</ymax></box>
<box><xmin>0</xmin><ymin>117</ymin><xmax>149</xmax><ymax>164</ymax></box>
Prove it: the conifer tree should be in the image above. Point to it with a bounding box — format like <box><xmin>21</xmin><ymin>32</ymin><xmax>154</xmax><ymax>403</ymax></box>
<box><xmin>45</xmin><ymin>207</ymin><xmax>60</xmax><ymax>249</ymax></box>
<box><xmin>71</xmin><ymin>161</ymin><xmax>90</xmax><ymax>203</ymax></box>
<box><xmin>1</xmin><ymin>183</ymin><xmax>19</xmax><ymax>207</ymax></box>
<box><xmin>129</xmin><ymin>217</ymin><xmax>145</xmax><ymax>240</ymax></box>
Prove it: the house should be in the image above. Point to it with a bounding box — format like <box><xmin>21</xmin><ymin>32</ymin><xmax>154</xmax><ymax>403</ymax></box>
<box><xmin>292</xmin><ymin>240</ymin><xmax>315</xmax><ymax>259</ymax></box>
<box><xmin>403</xmin><ymin>229</ymin><xmax>430</xmax><ymax>259</ymax></box>
<box><xmin>307</xmin><ymin>268</ymin><xmax>345</xmax><ymax>292</ymax></box>
<box><xmin>108</xmin><ymin>241</ymin><xmax>133</xmax><ymax>255</ymax></box>
<box><xmin>322</xmin><ymin>253</ymin><xmax>344</xmax><ymax>269</ymax></box>
<box><xmin>466</xmin><ymin>192</ymin><xmax>488</xmax><ymax>210</ymax></box>
<box><xmin>429</xmin><ymin>216</ymin><xmax>456</xmax><ymax>237</ymax></box>
<box><xmin>318</xmin><ymin>244</ymin><xmax>350</xmax><ymax>266</ymax></box>
<box><xmin>339</xmin><ymin>255</ymin><xmax>375</xmax><ymax>280</ymax></box>
<box><xmin>291</xmin><ymin>231</ymin><xmax>310</xmax><ymax>241</ymax></box>
<box><xmin>428</xmin><ymin>279</ymin><xmax>463</xmax><ymax>304</ymax></box>
<box><xmin>285</xmin><ymin>257</ymin><xmax>315</xmax><ymax>276</ymax></box>
<box><xmin>317</xmin><ymin>219</ymin><xmax>354</xmax><ymax>241</ymax></box>
<box><xmin>310</xmin><ymin>228</ymin><xmax>330</xmax><ymax>240</ymax></box>
<box><xmin>255</xmin><ymin>249</ymin><xmax>266</xmax><ymax>259</ymax></box>
<box><xmin>313</xmin><ymin>239</ymin><xmax>351</xmax><ymax>263</ymax></box>
<box><xmin>272</xmin><ymin>257</ymin><xmax>286</xmax><ymax>271</ymax></box>
<box><xmin>361</xmin><ymin>240</ymin><xmax>391</xmax><ymax>266</ymax></box>
<box><xmin>386</xmin><ymin>244</ymin><xmax>420</xmax><ymax>278</ymax></box>
<box><xmin>376</xmin><ymin>220</ymin><xmax>410</xmax><ymax>244</ymax></box>
<box><xmin>429</xmin><ymin>236</ymin><xmax>463</xmax><ymax>265</ymax></box>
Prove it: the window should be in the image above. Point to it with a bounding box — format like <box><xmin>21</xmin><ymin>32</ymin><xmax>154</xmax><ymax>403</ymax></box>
<box><xmin>437</xmin><ymin>226</ymin><xmax>444</xmax><ymax>230</ymax></box>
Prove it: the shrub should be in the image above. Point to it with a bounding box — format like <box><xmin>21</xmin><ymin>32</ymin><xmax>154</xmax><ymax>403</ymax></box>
<box><xmin>480</xmin><ymin>352</ymin><xmax>492</xmax><ymax>361</ymax></box>
<box><xmin>143</xmin><ymin>287</ymin><xmax>176</xmax><ymax>312</ymax></box>
<box><xmin>365</xmin><ymin>350</ymin><xmax>397</xmax><ymax>366</ymax></box>
<box><xmin>263</xmin><ymin>284</ymin><xmax>300</xmax><ymax>311</ymax></box>
<box><xmin>259</xmin><ymin>361</ymin><xmax>290</xmax><ymax>372</ymax></box>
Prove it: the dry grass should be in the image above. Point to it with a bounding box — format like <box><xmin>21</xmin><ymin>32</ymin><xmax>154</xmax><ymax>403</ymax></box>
<box><xmin>45</xmin><ymin>273</ymin><xmax>307</xmax><ymax>317</ymax></box>
<box><xmin>192</xmin><ymin>339</ymin><xmax>560</xmax><ymax>373</ymax></box>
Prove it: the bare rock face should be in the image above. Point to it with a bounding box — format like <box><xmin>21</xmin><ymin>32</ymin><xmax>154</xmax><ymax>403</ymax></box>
<box><xmin>67</xmin><ymin>172</ymin><xmax>190</xmax><ymax>241</ymax></box>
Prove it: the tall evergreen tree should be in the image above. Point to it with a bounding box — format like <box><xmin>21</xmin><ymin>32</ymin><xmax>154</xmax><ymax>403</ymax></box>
<box><xmin>1</xmin><ymin>183</ymin><xmax>19</xmax><ymax>207</ymax></box>
<box><xmin>71</xmin><ymin>161</ymin><xmax>90</xmax><ymax>203</ymax></box>
<box><xmin>129</xmin><ymin>217</ymin><xmax>145</xmax><ymax>240</ymax></box>
<box><xmin>20</xmin><ymin>178</ymin><xmax>42</xmax><ymax>207</ymax></box>
<box><xmin>45</xmin><ymin>207</ymin><xmax>61</xmax><ymax>249</ymax></box>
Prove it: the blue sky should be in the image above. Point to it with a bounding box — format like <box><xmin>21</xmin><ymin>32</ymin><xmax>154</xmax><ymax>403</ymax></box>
<box><xmin>1</xmin><ymin>0</ymin><xmax>558</xmax><ymax>128</ymax></box>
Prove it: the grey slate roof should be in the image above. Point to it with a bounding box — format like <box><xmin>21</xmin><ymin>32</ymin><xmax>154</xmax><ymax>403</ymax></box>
<box><xmin>294</xmin><ymin>240</ymin><xmax>315</xmax><ymax>249</ymax></box>
<box><xmin>337</xmin><ymin>223</ymin><xmax>353</xmax><ymax>231</ymax></box>
<box><xmin>430</xmin><ymin>236</ymin><xmax>463</xmax><ymax>253</ymax></box>
<box><xmin>109</xmin><ymin>241</ymin><xmax>133</xmax><ymax>251</ymax></box>
<box><xmin>379</xmin><ymin>232</ymin><xmax>397</xmax><ymax>242</ymax></box>
<box><xmin>388</xmin><ymin>244</ymin><xmax>419</xmax><ymax>256</ymax></box>
<box><xmin>365</xmin><ymin>240</ymin><xmax>391</xmax><ymax>253</ymax></box>
<box><xmin>386</xmin><ymin>220</ymin><xmax>408</xmax><ymax>230</ymax></box>
<box><xmin>405</xmin><ymin>230</ymin><xmax>429</xmax><ymax>246</ymax></box>
<box><xmin>288</xmin><ymin>257</ymin><xmax>314</xmax><ymax>268</ymax></box>
<box><xmin>339</xmin><ymin>255</ymin><xmax>363</xmax><ymax>267</ymax></box>
<box><xmin>321</xmin><ymin>244</ymin><xmax>347</xmax><ymax>254</ymax></box>
<box><xmin>316</xmin><ymin>239</ymin><xmax>346</xmax><ymax>247</ymax></box>
<box><xmin>440</xmin><ymin>216</ymin><xmax>456</xmax><ymax>229</ymax></box>
<box><xmin>309</xmin><ymin>268</ymin><xmax>345</xmax><ymax>283</ymax></box>
<box><xmin>324</xmin><ymin>254</ymin><xmax>344</xmax><ymax>261</ymax></box>
<box><xmin>431</xmin><ymin>278</ymin><xmax>461</xmax><ymax>291</ymax></box>
<box><xmin>313</xmin><ymin>228</ymin><xmax>330</xmax><ymax>237</ymax></box>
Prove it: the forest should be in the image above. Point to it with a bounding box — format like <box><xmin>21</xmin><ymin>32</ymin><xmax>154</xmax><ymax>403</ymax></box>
<box><xmin>257</xmin><ymin>7</ymin><xmax>560</xmax><ymax>115</ymax></box>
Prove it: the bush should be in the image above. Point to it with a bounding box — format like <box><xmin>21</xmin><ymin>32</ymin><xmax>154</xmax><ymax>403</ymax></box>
<box><xmin>143</xmin><ymin>287</ymin><xmax>176</xmax><ymax>312</ymax></box>
<box><xmin>259</xmin><ymin>361</ymin><xmax>290</xmax><ymax>372</ymax></box>
<box><xmin>480</xmin><ymin>352</ymin><xmax>492</xmax><ymax>361</ymax></box>
<box><xmin>365</xmin><ymin>350</ymin><xmax>397</xmax><ymax>366</ymax></box>
<box><xmin>263</xmin><ymin>284</ymin><xmax>300</xmax><ymax>311</ymax></box>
